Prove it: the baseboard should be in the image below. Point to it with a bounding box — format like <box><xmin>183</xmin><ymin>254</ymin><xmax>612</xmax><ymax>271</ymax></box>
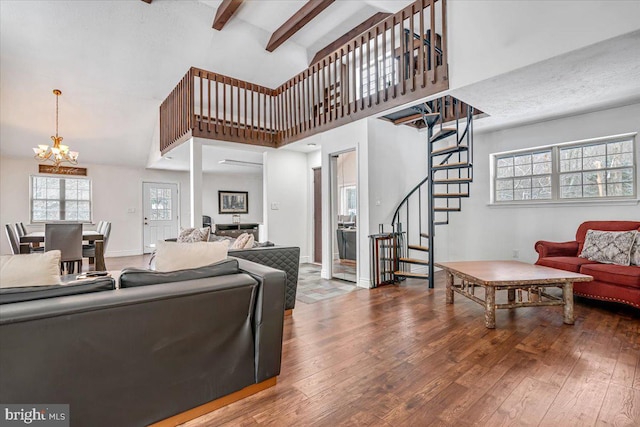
<box><xmin>149</xmin><ymin>377</ymin><xmax>277</xmax><ymax>427</ymax></box>
<box><xmin>105</xmin><ymin>249</ymin><xmax>143</xmax><ymax>258</ymax></box>
<box><xmin>357</xmin><ymin>277</ymin><xmax>372</xmax><ymax>289</ymax></box>
<box><xmin>299</xmin><ymin>255</ymin><xmax>310</xmax><ymax>264</ymax></box>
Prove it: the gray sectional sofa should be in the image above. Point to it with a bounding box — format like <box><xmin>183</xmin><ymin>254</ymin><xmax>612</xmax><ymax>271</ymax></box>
<box><xmin>0</xmin><ymin>258</ymin><xmax>286</xmax><ymax>427</ymax></box>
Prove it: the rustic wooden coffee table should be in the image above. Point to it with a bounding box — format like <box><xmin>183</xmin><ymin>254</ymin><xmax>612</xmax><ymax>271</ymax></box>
<box><xmin>435</xmin><ymin>260</ymin><xmax>593</xmax><ymax>328</ymax></box>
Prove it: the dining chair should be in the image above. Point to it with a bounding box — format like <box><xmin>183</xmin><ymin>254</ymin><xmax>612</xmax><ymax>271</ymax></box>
<box><xmin>45</xmin><ymin>223</ymin><xmax>83</xmax><ymax>274</ymax></box>
<box><xmin>5</xmin><ymin>224</ymin><xmax>20</xmax><ymax>255</ymax></box>
<box><xmin>83</xmin><ymin>222</ymin><xmax>111</xmax><ymax>265</ymax></box>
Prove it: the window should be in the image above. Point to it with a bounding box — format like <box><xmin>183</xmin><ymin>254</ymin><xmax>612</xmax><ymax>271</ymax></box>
<box><xmin>149</xmin><ymin>187</ymin><xmax>173</xmax><ymax>220</ymax></box>
<box><xmin>30</xmin><ymin>176</ymin><xmax>92</xmax><ymax>222</ymax></box>
<box><xmin>360</xmin><ymin>54</ymin><xmax>397</xmax><ymax>99</ymax></box>
<box><xmin>340</xmin><ymin>185</ymin><xmax>357</xmax><ymax>216</ymax></box>
<box><xmin>492</xmin><ymin>134</ymin><xmax>636</xmax><ymax>203</ymax></box>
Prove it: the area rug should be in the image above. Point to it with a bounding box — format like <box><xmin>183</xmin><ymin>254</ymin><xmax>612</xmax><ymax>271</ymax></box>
<box><xmin>296</xmin><ymin>263</ymin><xmax>361</xmax><ymax>304</ymax></box>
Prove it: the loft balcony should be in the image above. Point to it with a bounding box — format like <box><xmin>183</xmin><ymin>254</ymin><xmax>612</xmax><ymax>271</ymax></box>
<box><xmin>160</xmin><ymin>0</ymin><xmax>450</xmax><ymax>155</ymax></box>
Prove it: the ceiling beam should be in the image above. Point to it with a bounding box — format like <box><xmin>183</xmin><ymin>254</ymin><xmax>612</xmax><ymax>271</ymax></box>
<box><xmin>212</xmin><ymin>0</ymin><xmax>245</xmax><ymax>31</ymax></box>
<box><xmin>266</xmin><ymin>0</ymin><xmax>335</xmax><ymax>52</ymax></box>
<box><xmin>309</xmin><ymin>12</ymin><xmax>391</xmax><ymax>66</ymax></box>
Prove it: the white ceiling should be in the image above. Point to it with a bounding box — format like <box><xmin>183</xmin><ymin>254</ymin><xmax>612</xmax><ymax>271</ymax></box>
<box><xmin>1</xmin><ymin>0</ymin><xmax>639</xmax><ymax>174</ymax></box>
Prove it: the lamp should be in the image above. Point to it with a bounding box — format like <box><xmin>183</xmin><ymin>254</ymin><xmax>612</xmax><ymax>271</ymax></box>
<box><xmin>33</xmin><ymin>89</ymin><xmax>79</xmax><ymax>169</ymax></box>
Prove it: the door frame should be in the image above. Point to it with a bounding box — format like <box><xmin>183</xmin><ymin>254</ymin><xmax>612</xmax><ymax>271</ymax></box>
<box><xmin>312</xmin><ymin>167</ymin><xmax>322</xmax><ymax>264</ymax></box>
<box><xmin>328</xmin><ymin>148</ymin><xmax>358</xmax><ymax>283</ymax></box>
<box><xmin>141</xmin><ymin>181</ymin><xmax>181</xmax><ymax>254</ymax></box>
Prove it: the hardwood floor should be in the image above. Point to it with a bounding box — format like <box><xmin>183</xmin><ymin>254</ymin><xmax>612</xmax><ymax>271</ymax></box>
<box><xmin>170</xmin><ymin>270</ymin><xmax>640</xmax><ymax>426</ymax></box>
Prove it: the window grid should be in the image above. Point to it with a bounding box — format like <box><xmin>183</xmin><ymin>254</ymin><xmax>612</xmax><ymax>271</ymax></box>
<box><xmin>149</xmin><ymin>188</ymin><xmax>172</xmax><ymax>221</ymax></box>
<box><xmin>493</xmin><ymin>136</ymin><xmax>636</xmax><ymax>203</ymax></box>
<box><xmin>31</xmin><ymin>176</ymin><xmax>92</xmax><ymax>222</ymax></box>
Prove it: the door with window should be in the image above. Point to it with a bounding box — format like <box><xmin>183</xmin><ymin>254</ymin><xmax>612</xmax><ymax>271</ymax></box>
<box><xmin>143</xmin><ymin>182</ymin><xmax>179</xmax><ymax>253</ymax></box>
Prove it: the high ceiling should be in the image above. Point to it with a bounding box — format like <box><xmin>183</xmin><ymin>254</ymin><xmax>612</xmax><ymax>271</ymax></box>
<box><xmin>0</xmin><ymin>0</ymin><xmax>412</xmax><ymax>170</ymax></box>
<box><xmin>1</xmin><ymin>0</ymin><xmax>639</xmax><ymax>173</ymax></box>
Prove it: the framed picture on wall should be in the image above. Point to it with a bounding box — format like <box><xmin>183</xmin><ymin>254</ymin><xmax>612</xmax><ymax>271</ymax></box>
<box><xmin>218</xmin><ymin>191</ymin><xmax>249</xmax><ymax>214</ymax></box>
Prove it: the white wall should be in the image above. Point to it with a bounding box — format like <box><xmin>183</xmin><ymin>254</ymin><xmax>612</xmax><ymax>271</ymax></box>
<box><xmin>202</xmin><ymin>172</ymin><xmax>263</xmax><ymax>225</ymax></box>
<box><xmin>0</xmin><ymin>156</ymin><xmax>263</xmax><ymax>257</ymax></box>
<box><xmin>447</xmin><ymin>0</ymin><xmax>640</xmax><ymax>90</ymax></box>
<box><xmin>434</xmin><ymin>102</ymin><xmax>640</xmax><ymax>264</ymax></box>
<box><xmin>314</xmin><ymin>120</ymin><xmax>371</xmax><ymax>287</ymax></box>
<box><xmin>262</xmin><ymin>149</ymin><xmax>310</xmax><ymax>262</ymax></box>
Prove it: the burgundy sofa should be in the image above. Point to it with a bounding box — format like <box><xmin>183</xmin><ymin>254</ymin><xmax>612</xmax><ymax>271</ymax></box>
<box><xmin>535</xmin><ymin>221</ymin><xmax>640</xmax><ymax>309</ymax></box>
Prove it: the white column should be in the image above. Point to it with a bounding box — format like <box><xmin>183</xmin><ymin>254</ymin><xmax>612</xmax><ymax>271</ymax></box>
<box><xmin>189</xmin><ymin>138</ymin><xmax>203</xmax><ymax>228</ymax></box>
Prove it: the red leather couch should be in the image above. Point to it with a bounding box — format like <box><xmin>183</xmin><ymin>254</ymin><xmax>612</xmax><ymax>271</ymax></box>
<box><xmin>535</xmin><ymin>221</ymin><xmax>640</xmax><ymax>309</ymax></box>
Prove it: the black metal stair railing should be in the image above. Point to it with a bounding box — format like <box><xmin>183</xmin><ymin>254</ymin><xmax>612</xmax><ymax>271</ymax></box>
<box><xmin>390</xmin><ymin>96</ymin><xmax>475</xmax><ymax>288</ymax></box>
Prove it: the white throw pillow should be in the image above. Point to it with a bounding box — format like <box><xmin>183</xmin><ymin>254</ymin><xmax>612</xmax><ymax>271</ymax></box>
<box><xmin>154</xmin><ymin>240</ymin><xmax>229</xmax><ymax>272</ymax></box>
<box><xmin>579</xmin><ymin>229</ymin><xmax>637</xmax><ymax>266</ymax></box>
<box><xmin>0</xmin><ymin>250</ymin><xmax>62</xmax><ymax>288</ymax></box>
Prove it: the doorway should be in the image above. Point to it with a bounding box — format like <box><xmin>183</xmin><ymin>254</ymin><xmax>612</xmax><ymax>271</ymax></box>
<box><xmin>331</xmin><ymin>150</ymin><xmax>357</xmax><ymax>282</ymax></box>
<box><xmin>142</xmin><ymin>182</ymin><xmax>179</xmax><ymax>253</ymax></box>
<box><xmin>313</xmin><ymin>167</ymin><xmax>322</xmax><ymax>264</ymax></box>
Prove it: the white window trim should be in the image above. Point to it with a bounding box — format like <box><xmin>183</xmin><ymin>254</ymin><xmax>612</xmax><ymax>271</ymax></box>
<box><xmin>29</xmin><ymin>174</ymin><xmax>93</xmax><ymax>224</ymax></box>
<box><xmin>489</xmin><ymin>132</ymin><xmax>638</xmax><ymax>206</ymax></box>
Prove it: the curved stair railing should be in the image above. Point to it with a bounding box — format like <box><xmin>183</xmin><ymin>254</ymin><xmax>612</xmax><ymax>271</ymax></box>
<box><xmin>391</xmin><ymin>96</ymin><xmax>475</xmax><ymax>288</ymax></box>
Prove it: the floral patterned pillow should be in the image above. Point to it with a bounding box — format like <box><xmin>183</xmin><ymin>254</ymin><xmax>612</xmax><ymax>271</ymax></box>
<box><xmin>579</xmin><ymin>229</ymin><xmax>637</xmax><ymax>266</ymax></box>
<box><xmin>177</xmin><ymin>227</ymin><xmax>210</xmax><ymax>243</ymax></box>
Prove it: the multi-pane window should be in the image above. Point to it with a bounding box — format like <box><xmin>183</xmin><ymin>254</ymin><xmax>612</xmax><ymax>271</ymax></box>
<box><xmin>495</xmin><ymin>150</ymin><xmax>552</xmax><ymax>201</ymax></box>
<box><xmin>559</xmin><ymin>139</ymin><xmax>634</xmax><ymax>199</ymax></box>
<box><xmin>149</xmin><ymin>188</ymin><xmax>172</xmax><ymax>220</ymax></box>
<box><xmin>361</xmin><ymin>55</ymin><xmax>397</xmax><ymax>98</ymax></box>
<box><xmin>31</xmin><ymin>176</ymin><xmax>91</xmax><ymax>222</ymax></box>
<box><xmin>493</xmin><ymin>135</ymin><xmax>636</xmax><ymax>203</ymax></box>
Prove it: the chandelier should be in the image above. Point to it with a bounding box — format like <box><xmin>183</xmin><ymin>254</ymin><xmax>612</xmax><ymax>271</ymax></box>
<box><xmin>33</xmin><ymin>89</ymin><xmax>79</xmax><ymax>168</ymax></box>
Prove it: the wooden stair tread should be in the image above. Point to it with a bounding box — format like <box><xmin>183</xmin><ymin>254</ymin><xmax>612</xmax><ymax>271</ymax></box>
<box><xmin>432</xmin><ymin>162</ymin><xmax>471</xmax><ymax>170</ymax></box>
<box><xmin>408</xmin><ymin>244</ymin><xmax>429</xmax><ymax>252</ymax></box>
<box><xmin>433</xmin><ymin>193</ymin><xmax>469</xmax><ymax>198</ymax></box>
<box><xmin>434</xmin><ymin>221</ymin><xmax>449</xmax><ymax>225</ymax></box>
<box><xmin>434</xmin><ymin>207</ymin><xmax>461</xmax><ymax>211</ymax></box>
<box><xmin>399</xmin><ymin>257</ymin><xmax>429</xmax><ymax>265</ymax></box>
<box><xmin>433</xmin><ymin>178</ymin><xmax>473</xmax><ymax>183</ymax></box>
<box><xmin>431</xmin><ymin>144</ymin><xmax>468</xmax><ymax>156</ymax></box>
<box><xmin>394</xmin><ymin>271</ymin><xmax>429</xmax><ymax>279</ymax></box>
<box><xmin>430</xmin><ymin>128</ymin><xmax>457</xmax><ymax>144</ymax></box>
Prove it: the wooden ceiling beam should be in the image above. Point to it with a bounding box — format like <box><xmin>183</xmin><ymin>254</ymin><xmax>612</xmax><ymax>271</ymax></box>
<box><xmin>266</xmin><ymin>0</ymin><xmax>335</xmax><ymax>52</ymax></box>
<box><xmin>212</xmin><ymin>0</ymin><xmax>245</xmax><ymax>31</ymax></box>
<box><xmin>310</xmin><ymin>11</ymin><xmax>391</xmax><ymax>66</ymax></box>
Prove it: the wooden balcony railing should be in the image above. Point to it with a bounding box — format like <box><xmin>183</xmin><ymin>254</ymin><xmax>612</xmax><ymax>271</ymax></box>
<box><xmin>160</xmin><ymin>0</ymin><xmax>449</xmax><ymax>154</ymax></box>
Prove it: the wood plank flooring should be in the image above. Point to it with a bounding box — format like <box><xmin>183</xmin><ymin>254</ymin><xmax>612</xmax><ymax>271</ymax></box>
<box><xmin>102</xmin><ymin>256</ymin><xmax>640</xmax><ymax>426</ymax></box>
<box><xmin>176</xmin><ymin>271</ymin><xmax>640</xmax><ymax>426</ymax></box>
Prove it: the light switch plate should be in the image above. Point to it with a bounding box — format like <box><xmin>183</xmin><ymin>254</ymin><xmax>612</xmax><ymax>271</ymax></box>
<box><xmin>271</xmin><ymin>202</ymin><xmax>280</xmax><ymax>210</ymax></box>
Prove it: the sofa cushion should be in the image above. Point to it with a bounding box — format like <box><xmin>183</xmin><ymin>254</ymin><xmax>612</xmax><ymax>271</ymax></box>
<box><xmin>154</xmin><ymin>240</ymin><xmax>229</xmax><ymax>272</ymax></box>
<box><xmin>537</xmin><ymin>256</ymin><xmax>599</xmax><ymax>273</ymax></box>
<box><xmin>579</xmin><ymin>229</ymin><xmax>637</xmax><ymax>266</ymax></box>
<box><xmin>0</xmin><ymin>250</ymin><xmax>62</xmax><ymax>288</ymax></box>
<box><xmin>0</xmin><ymin>277</ymin><xmax>115</xmax><ymax>304</ymax></box>
<box><xmin>120</xmin><ymin>258</ymin><xmax>239</xmax><ymax>288</ymax></box>
<box><xmin>580</xmin><ymin>263</ymin><xmax>640</xmax><ymax>289</ymax></box>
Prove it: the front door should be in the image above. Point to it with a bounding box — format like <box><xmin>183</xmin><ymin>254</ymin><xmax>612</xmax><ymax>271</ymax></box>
<box><xmin>143</xmin><ymin>182</ymin><xmax>179</xmax><ymax>253</ymax></box>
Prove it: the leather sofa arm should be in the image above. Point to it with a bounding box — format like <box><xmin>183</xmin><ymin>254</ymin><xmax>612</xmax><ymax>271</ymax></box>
<box><xmin>534</xmin><ymin>240</ymin><xmax>579</xmax><ymax>262</ymax></box>
<box><xmin>233</xmin><ymin>257</ymin><xmax>286</xmax><ymax>383</ymax></box>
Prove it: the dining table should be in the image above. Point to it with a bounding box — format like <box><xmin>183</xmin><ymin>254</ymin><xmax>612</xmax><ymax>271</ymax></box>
<box><xmin>19</xmin><ymin>230</ymin><xmax>106</xmax><ymax>271</ymax></box>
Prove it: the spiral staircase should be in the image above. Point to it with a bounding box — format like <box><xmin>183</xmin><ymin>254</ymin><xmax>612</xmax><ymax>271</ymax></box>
<box><xmin>386</xmin><ymin>96</ymin><xmax>478</xmax><ymax>288</ymax></box>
